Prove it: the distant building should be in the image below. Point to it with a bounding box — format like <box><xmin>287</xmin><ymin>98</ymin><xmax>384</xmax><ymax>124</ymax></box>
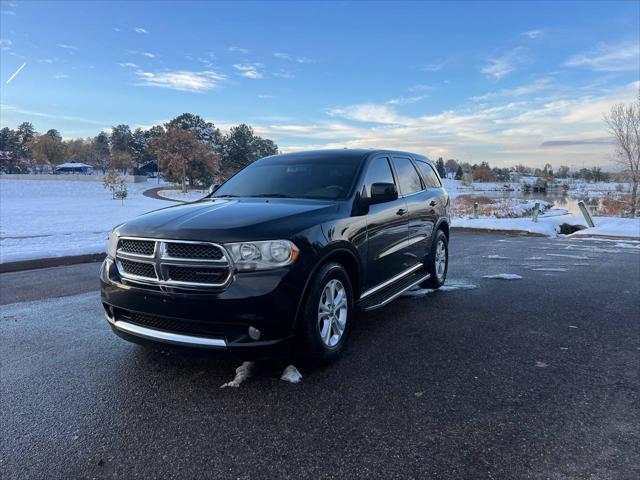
<box><xmin>55</xmin><ymin>162</ymin><xmax>93</xmax><ymax>174</ymax></box>
<box><xmin>137</xmin><ymin>160</ymin><xmax>158</xmax><ymax>176</ymax></box>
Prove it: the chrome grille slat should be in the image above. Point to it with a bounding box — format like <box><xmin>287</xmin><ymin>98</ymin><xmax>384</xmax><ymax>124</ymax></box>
<box><xmin>115</xmin><ymin>237</ymin><xmax>233</xmax><ymax>289</ymax></box>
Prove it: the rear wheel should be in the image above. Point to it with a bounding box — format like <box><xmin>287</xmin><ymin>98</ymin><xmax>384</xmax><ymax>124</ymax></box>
<box><xmin>298</xmin><ymin>262</ymin><xmax>353</xmax><ymax>365</ymax></box>
<box><xmin>420</xmin><ymin>229</ymin><xmax>448</xmax><ymax>289</ymax></box>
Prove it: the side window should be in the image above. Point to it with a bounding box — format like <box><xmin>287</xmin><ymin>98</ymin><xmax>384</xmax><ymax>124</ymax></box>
<box><xmin>416</xmin><ymin>161</ymin><xmax>442</xmax><ymax>189</ymax></box>
<box><xmin>392</xmin><ymin>157</ymin><xmax>423</xmax><ymax>196</ymax></box>
<box><xmin>362</xmin><ymin>157</ymin><xmax>395</xmax><ymax>197</ymax></box>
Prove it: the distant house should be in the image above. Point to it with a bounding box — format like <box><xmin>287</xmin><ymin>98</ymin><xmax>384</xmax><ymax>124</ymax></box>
<box><xmin>55</xmin><ymin>162</ymin><xmax>93</xmax><ymax>174</ymax></box>
<box><xmin>138</xmin><ymin>160</ymin><xmax>158</xmax><ymax>176</ymax></box>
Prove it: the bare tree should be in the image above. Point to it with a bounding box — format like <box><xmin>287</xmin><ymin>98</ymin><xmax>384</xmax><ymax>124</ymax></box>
<box><xmin>605</xmin><ymin>96</ymin><xmax>640</xmax><ymax>217</ymax></box>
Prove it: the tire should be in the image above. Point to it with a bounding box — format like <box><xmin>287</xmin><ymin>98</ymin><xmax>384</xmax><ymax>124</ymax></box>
<box><xmin>298</xmin><ymin>262</ymin><xmax>354</xmax><ymax>365</ymax></box>
<box><xmin>420</xmin><ymin>229</ymin><xmax>448</xmax><ymax>289</ymax></box>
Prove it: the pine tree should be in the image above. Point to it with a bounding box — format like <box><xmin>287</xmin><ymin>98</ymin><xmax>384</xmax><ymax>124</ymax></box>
<box><xmin>436</xmin><ymin>157</ymin><xmax>446</xmax><ymax>178</ymax></box>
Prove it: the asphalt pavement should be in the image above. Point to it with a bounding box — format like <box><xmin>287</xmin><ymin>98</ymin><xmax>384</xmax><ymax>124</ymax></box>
<box><xmin>1</xmin><ymin>232</ymin><xmax>639</xmax><ymax>479</ymax></box>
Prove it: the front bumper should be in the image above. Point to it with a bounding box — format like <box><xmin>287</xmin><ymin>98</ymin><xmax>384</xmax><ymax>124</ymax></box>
<box><xmin>100</xmin><ymin>258</ymin><xmax>302</xmax><ymax>353</ymax></box>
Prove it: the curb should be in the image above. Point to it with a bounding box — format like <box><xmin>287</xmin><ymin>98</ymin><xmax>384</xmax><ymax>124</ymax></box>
<box><xmin>0</xmin><ymin>253</ymin><xmax>106</xmax><ymax>274</ymax></box>
<box><xmin>450</xmin><ymin>226</ymin><xmax>547</xmax><ymax>237</ymax></box>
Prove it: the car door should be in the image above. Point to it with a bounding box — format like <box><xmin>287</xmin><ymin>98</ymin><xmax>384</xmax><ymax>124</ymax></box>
<box><xmin>414</xmin><ymin>159</ymin><xmax>448</xmax><ymax>240</ymax></box>
<box><xmin>391</xmin><ymin>156</ymin><xmax>433</xmax><ymax>265</ymax></box>
<box><xmin>362</xmin><ymin>155</ymin><xmax>411</xmax><ymax>290</ymax></box>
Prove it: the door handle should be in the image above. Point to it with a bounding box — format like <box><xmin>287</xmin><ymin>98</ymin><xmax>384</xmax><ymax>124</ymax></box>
<box><xmin>429</xmin><ymin>200</ymin><xmax>438</xmax><ymax>207</ymax></box>
<box><xmin>396</xmin><ymin>208</ymin><xmax>407</xmax><ymax>216</ymax></box>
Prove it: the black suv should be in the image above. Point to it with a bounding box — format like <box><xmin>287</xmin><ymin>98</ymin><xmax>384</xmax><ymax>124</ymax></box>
<box><xmin>101</xmin><ymin>149</ymin><xmax>450</xmax><ymax>364</ymax></box>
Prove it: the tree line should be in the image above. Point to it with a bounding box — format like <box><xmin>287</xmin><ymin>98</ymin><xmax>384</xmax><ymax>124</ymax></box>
<box><xmin>432</xmin><ymin>157</ymin><xmax>616</xmax><ymax>183</ymax></box>
<box><xmin>0</xmin><ymin>113</ymin><xmax>279</xmax><ymax>189</ymax></box>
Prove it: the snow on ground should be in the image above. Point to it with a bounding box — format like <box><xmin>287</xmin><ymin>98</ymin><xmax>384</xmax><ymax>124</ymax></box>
<box><xmin>219</xmin><ymin>361</ymin><xmax>254</xmax><ymax>388</ymax></box>
<box><xmin>452</xmin><ymin>215</ymin><xmax>640</xmax><ymax>240</ymax></box>
<box><xmin>482</xmin><ymin>274</ymin><xmax>523</xmax><ymax>280</ymax></box>
<box><xmin>0</xmin><ymin>179</ymin><xmax>170</xmax><ymax>263</ymax></box>
<box><xmin>157</xmin><ymin>188</ymin><xmax>208</xmax><ymax>202</ymax></box>
<box><xmin>280</xmin><ymin>365</ymin><xmax>303</xmax><ymax>384</ymax></box>
<box><xmin>401</xmin><ymin>280</ymin><xmax>477</xmax><ymax>298</ymax></box>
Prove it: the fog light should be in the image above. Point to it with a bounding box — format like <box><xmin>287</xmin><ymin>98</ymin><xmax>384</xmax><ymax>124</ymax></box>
<box><xmin>248</xmin><ymin>326</ymin><xmax>261</xmax><ymax>340</ymax></box>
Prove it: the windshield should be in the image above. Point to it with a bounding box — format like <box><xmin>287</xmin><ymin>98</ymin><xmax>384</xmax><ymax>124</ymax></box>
<box><xmin>214</xmin><ymin>157</ymin><xmax>361</xmax><ymax>200</ymax></box>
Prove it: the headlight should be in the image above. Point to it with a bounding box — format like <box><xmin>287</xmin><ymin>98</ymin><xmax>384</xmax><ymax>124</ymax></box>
<box><xmin>225</xmin><ymin>240</ymin><xmax>299</xmax><ymax>271</ymax></box>
<box><xmin>107</xmin><ymin>230</ymin><xmax>119</xmax><ymax>258</ymax></box>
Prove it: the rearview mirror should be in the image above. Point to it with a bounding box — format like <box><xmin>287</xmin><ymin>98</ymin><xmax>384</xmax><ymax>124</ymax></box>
<box><xmin>369</xmin><ymin>182</ymin><xmax>398</xmax><ymax>205</ymax></box>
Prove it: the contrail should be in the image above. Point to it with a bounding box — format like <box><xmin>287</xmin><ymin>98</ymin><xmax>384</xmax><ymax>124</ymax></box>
<box><xmin>6</xmin><ymin>62</ymin><xmax>27</xmax><ymax>84</ymax></box>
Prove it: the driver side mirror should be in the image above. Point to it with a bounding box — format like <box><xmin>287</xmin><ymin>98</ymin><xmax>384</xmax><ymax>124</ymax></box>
<box><xmin>369</xmin><ymin>182</ymin><xmax>398</xmax><ymax>205</ymax></box>
<box><xmin>208</xmin><ymin>183</ymin><xmax>220</xmax><ymax>195</ymax></box>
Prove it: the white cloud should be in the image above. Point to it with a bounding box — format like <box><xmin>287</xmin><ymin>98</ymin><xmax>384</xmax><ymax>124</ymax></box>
<box><xmin>57</xmin><ymin>44</ymin><xmax>79</xmax><ymax>52</ymax></box>
<box><xmin>233</xmin><ymin>63</ymin><xmax>264</xmax><ymax>79</ymax></box>
<box><xmin>0</xmin><ymin>38</ymin><xmax>11</xmax><ymax>50</ymax></box>
<box><xmin>258</xmin><ymin>94</ymin><xmax>274</xmax><ymax>99</ymax></box>
<box><xmin>386</xmin><ymin>95</ymin><xmax>427</xmax><ymax>106</ymax></box>
<box><xmin>39</xmin><ymin>58</ymin><xmax>56</xmax><ymax>64</ymax></box>
<box><xmin>296</xmin><ymin>57</ymin><xmax>313</xmax><ymax>64</ymax></box>
<box><xmin>134</xmin><ymin>70</ymin><xmax>226</xmax><ymax>92</ymax></box>
<box><xmin>118</xmin><ymin>62</ymin><xmax>139</xmax><ymax>68</ymax></box>
<box><xmin>423</xmin><ymin>59</ymin><xmax>449</xmax><ymax>72</ymax></box>
<box><xmin>228</xmin><ymin>46</ymin><xmax>249</xmax><ymax>54</ymax></box>
<box><xmin>273</xmin><ymin>52</ymin><xmax>291</xmax><ymax>60</ymax></box>
<box><xmin>256</xmin><ymin>81</ymin><xmax>639</xmax><ymax>168</ymax></box>
<box><xmin>240</xmin><ymin>70</ymin><xmax>263</xmax><ymax>79</ymax></box>
<box><xmin>134</xmin><ymin>27</ymin><xmax>148</xmax><ymax>34</ymax></box>
<box><xmin>564</xmin><ymin>40</ymin><xmax>640</xmax><ymax>71</ymax></box>
<box><xmin>523</xmin><ymin>29</ymin><xmax>542</xmax><ymax>39</ymax></box>
<box><xmin>481</xmin><ymin>47</ymin><xmax>528</xmax><ymax>80</ymax></box>
<box><xmin>128</xmin><ymin>50</ymin><xmax>156</xmax><ymax>58</ymax></box>
<box><xmin>471</xmin><ymin>76</ymin><xmax>554</xmax><ymax>101</ymax></box>
<box><xmin>408</xmin><ymin>84</ymin><xmax>433</xmax><ymax>93</ymax></box>
<box><xmin>0</xmin><ymin>104</ymin><xmax>108</xmax><ymax>125</ymax></box>
<box><xmin>54</xmin><ymin>73</ymin><xmax>68</xmax><ymax>79</ymax></box>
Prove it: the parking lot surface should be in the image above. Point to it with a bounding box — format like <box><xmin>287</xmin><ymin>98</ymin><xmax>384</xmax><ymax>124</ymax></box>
<box><xmin>1</xmin><ymin>232</ymin><xmax>639</xmax><ymax>479</ymax></box>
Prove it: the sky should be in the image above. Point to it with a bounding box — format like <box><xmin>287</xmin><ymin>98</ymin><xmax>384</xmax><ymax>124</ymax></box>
<box><xmin>1</xmin><ymin>0</ymin><xmax>639</xmax><ymax>169</ymax></box>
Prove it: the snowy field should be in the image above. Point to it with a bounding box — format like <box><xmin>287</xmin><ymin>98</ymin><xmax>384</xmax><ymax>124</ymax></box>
<box><xmin>0</xmin><ymin>180</ymin><xmax>170</xmax><ymax>263</ymax></box>
<box><xmin>452</xmin><ymin>215</ymin><xmax>640</xmax><ymax>239</ymax></box>
<box><xmin>157</xmin><ymin>188</ymin><xmax>209</xmax><ymax>202</ymax></box>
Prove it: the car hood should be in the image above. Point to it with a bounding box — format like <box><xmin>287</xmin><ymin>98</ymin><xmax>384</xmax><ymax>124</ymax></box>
<box><xmin>116</xmin><ymin>197</ymin><xmax>340</xmax><ymax>242</ymax></box>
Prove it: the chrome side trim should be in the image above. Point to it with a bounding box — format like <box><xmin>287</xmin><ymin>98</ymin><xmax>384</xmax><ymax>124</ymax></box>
<box><xmin>105</xmin><ymin>313</ymin><xmax>227</xmax><ymax>349</ymax></box>
<box><xmin>360</xmin><ymin>263</ymin><xmax>423</xmax><ymax>300</ymax></box>
<box><xmin>361</xmin><ymin>273</ymin><xmax>430</xmax><ymax>311</ymax></box>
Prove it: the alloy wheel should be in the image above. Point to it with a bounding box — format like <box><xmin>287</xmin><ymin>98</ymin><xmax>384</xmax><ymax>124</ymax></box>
<box><xmin>317</xmin><ymin>279</ymin><xmax>348</xmax><ymax>347</ymax></box>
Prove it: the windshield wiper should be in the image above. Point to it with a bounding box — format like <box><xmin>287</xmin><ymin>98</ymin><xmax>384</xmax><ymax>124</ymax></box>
<box><xmin>248</xmin><ymin>193</ymin><xmax>293</xmax><ymax>198</ymax></box>
<box><xmin>213</xmin><ymin>194</ymin><xmax>238</xmax><ymax>198</ymax></box>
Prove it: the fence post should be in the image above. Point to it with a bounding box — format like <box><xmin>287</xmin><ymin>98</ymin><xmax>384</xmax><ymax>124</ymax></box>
<box><xmin>532</xmin><ymin>202</ymin><xmax>540</xmax><ymax>223</ymax></box>
<box><xmin>578</xmin><ymin>200</ymin><xmax>595</xmax><ymax>227</ymax></box>
<box><xmin>473</xmin><ymin>202</ymin><xmax>479</xmax><ymax>219</ymax></box>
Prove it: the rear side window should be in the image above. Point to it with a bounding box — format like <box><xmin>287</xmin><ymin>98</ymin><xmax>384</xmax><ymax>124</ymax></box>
<box><xmin>392</xmin><ymin>157</ymin><xmax>423</xmax><ymax>196</ymax></box>
<box><xmin>362</xmin><ymin>157</ymin><xmax>395</xmax><ymax>197</ymax></box>
<box><xmin>416</xmin><ymin>160</ymin><xmax>442</xmax><ymax>189</ymax></box>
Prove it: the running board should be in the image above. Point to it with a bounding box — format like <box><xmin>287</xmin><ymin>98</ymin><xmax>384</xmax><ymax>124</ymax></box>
<box><xmin>358</xmin><ymin>272</ymin><xmax>430</xmax><ymax>311</ymax></box>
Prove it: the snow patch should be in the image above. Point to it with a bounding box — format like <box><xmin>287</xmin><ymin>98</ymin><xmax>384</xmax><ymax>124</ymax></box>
<box><xmin>484</xmin><ymin>254</ymin><xmax>508</xmax><ymax>259</ymax></box>
<box><xmin>280</xmin><ymin>365</ymin><xmax>303</xmax><ymax>384</ymax></box>
<box><xmin>532</xmin><ymin>267</ymin><xmax>568</xmax><ymax>272</ymax></box>
<box><xmin>220</xmin><ymin>361</ymin><xmax>254</xmax><ymax>388</ymax></box>
<box><xmin>482</xmin><ymin>274</ymin><xmax>523</xmax><ymax>280</ymax></box>
<box><xmin>401</xmin><ymin>281</ymin><xmax>477</xmax><ymax>297</ymax></box>
<box><xmin>546</xmin><ymin>253</ymin><xmax>589</xmax><ymax>260</ymax></box>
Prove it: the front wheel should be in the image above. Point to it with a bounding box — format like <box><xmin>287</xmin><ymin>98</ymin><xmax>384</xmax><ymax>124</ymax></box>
<box><xmin>420</xmin><ymin>230</ymin><xmax>448</xmax><ymax>289</ymax></box>
<box><xmin>298</xmin><ymin>262</ymin><xmax>353</xmax><ymax>365</ymax></box>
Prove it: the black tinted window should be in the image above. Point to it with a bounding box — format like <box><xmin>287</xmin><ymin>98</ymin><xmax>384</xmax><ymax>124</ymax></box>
<box><xmin>392</xmin><ymin>158</ymin><xmax>423</xmax><ymax>196</ymax></box>
<box><xmin>415</xmin><ymin>161</ymin><xmax>442</xmax><ymax>188</ymax></box>
<box><xmin>214</xmin><ymin>157</ymin><xmax>360</xmax><ymax>199</ymax></box>
<box><xmin>362</xmin><ymin>157</ymin><xmax>395</xmax><ymax>197</ymax></box>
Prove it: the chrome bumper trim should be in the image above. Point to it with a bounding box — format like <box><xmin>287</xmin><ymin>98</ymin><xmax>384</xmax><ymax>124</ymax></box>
<box><xmin>105</xmin><ymin>313</ymin><xmax>227</xmax><ymax>349</ymax></box>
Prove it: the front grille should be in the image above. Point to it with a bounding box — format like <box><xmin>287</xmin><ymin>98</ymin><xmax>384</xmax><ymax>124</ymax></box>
<box><xmin>167</xmin><ymin>265</ymin><xmax>228</xmax><ymax>284</ymax></box>
<box><xmin>166</xmin><ymin>242</ymin><xmax>223</xmax><ymax>260</ymax></box>
<box><xmin>115</xmin><ymin>237</ymin><xmax>231</xmax><ymax>289</ymax></box>
<box><xmin>124</xmin><ymin>311</ymin><xmax>225</xmax><ymax>337</ymax></box>
<box><xmin>118</xmin><ymin>239</ymin><xmax>155</xmax><ymax>256</ymax></box>
<box><xmin>119</xmin><ymin>259</ymin><xmax>156</xmax><ymax>279</ymax></box>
